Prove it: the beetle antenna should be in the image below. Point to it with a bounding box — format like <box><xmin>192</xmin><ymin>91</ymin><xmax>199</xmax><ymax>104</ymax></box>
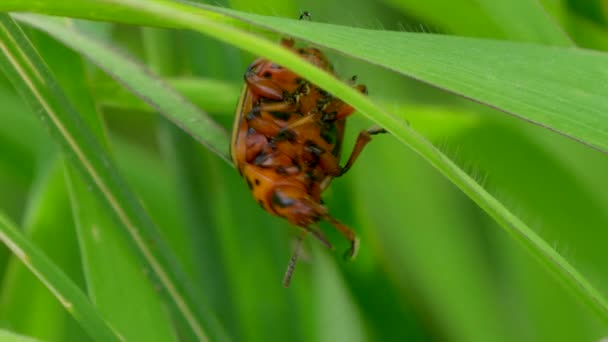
<box><xmin>283</xmin><ymin>234</ymin><xmax>304</xmax><ymax>287</ymax></box>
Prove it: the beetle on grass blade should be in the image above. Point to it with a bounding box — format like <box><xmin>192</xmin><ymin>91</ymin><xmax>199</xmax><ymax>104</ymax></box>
<box><xmin>230</xmin><ymin>16</ymin><xmax>385</xmax><ymax>287</ymax></box>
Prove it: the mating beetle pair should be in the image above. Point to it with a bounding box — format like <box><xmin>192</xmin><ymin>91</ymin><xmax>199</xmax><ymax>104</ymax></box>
<box><xmin>230</xmin><ymin>29</ymin><xmax>384</xmax><ymax>285</ymax></box>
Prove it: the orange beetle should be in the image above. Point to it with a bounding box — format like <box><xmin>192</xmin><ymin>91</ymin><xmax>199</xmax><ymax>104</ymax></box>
<box><xmin>230</xmin><ymin>36</ymin><xmax>384</xmax><ymax>286</ymax></box>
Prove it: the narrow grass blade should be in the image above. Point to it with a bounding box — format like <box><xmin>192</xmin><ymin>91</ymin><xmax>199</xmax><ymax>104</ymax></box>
<box><xmin>0</xmin><ymin>158</ymin><xmax>89</xmax><ymax>341</ymax></box>
<box><xmin>0</xmin><ymin>213</ymin><xmax>121</xmax><ymax>342</ymax></box>
<box><xmin>92</xmin><ymin>77</ymin><xmax>240</xmax><ymax>114</ymax></box>
<box><xmin>0</xmin><ymin>14</ymin><xmax>225</xmax><ymax>341</ymax></box>
<box><xmin>14</xmin><ymin>14</ymin><xmax>230</xmax><ymax>162</ymax></box>
<box><xmin>30</xmin><ymin>26</ymin><xmax>180</xmax><ymax>341</ymax></box>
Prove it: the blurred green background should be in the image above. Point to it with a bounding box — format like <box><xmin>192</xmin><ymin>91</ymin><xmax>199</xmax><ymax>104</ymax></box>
<box><xmin>1</xmin><ymin>0</ymin><xmax>608</xmax><ymax>341</ymax></box>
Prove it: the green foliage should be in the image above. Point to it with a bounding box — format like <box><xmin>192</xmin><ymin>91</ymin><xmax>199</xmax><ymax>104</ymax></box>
<box><xmin>0</xmin><ymin>1</ymin><xmax>607</xmax><ymax>341</ymax></box>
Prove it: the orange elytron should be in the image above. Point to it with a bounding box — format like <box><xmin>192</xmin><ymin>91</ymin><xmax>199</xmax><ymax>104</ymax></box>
<box><xmin>230</xmin><ymin>37</ymin><xmax>384</xmax><ymax>286</ymax></box>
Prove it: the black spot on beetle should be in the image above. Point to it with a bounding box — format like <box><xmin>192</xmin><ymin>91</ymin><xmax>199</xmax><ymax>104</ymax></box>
<box><xmin>263</xmin><ymin>71</ymin><xmax>272</xmax><ymax>78</ymax></box>
<box><xmin>305</xmin><ymin>140</ymin><xmax>325</xmax><ymax>156</ymax></box>
<box><xmin>276</xmin><ymin>166</ymin><xmax>288</xmax><ymax>175</ymax></box>
<box><xmin>254</xmin><ymin>152</ymin><xmax>269</xmax><ymax>166</ymax></box>
<box><xmin>274</xmin><ymin>129</ymin><xmax>296</xmax><ymax>142</ymax></box>
<box><xmin>246</xmin><ymin>178</ymin><xmax>253</xmax><ymax>190</ymax></box>
<box><xmin>246</xmin><ymin>107</ymin><xmax>261</xmax><ymax>121</ymax></box>
<box><xmin>320</xmin><ymin>123</ymin><xmax>337</xmax><ymax>145</ymax></box>
<box><xmin>255</xmin><ymin>179</ymin><xmax>261</xmax><ymax>186</ymax></box>
<box><xmin>321</xmin><ymin>111</ymin><xmax>337</xmax><ymax>122</ymax></box>
<box><xmin>272</xmin><ymin>191</ymin><xmax>296</xmax><ymax>208</ymax></box>
<box><xmin>270</xmin><ymin>111</ymin><xmax>291</xmax><ymax>121</ymax></box>
<box><xmin>305</xmin><ymin>171</ymin><xmax>318</xmax><ymax>181</ymax></box>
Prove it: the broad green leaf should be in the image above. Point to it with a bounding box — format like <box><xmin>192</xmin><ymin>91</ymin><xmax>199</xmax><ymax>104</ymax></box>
<box><xmin>383</xmin><ymin>0</ymin><xmax>572</xmax><ymax>44</ymax></box>
<box><xmin>7</xmin><ymin>1</ymin><xmax>608</xmax><ymax>325</ymax></box>
<box><xmin>0</xmin><ymin>213</ymin><xmax>120</xmax><ymax>342</ymax></box>
<box><xmin>0</xmin><ymin>14</ymin><xmax>225</xmax><ymax>341</ymax></box>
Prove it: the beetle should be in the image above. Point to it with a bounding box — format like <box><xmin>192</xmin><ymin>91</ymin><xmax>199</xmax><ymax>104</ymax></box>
<box><xmin>230</xmin><ymin>36</ymin><xmax>385</xmax><ymax>286</ymax></box>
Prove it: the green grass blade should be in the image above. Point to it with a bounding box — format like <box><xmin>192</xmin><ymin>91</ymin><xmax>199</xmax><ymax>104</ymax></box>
<box><xmin>383</xmin><ymin>0</ymin><xmax>572</xmax><ymax>44</ymax></box>
<box><xmin>92</xmin><ymin>77</ymin><xmax>240</xmax><ymax>114</ymax></box>
<box><xmin>3</xmin><ymin>2</ymin><xmax>607</xmax><ymax>154</ymax></box>
<box><xmin>14</xmin><ymin>14</ymin><xmax>230</xmax><ymax>162</ymax></box>
<box><xmin>4</xmin><ymin>0</ymin><xmax>608</xmax><ymax>326</ymax></box>
<box><xmin>0</xmin><ymin>329</ymin><xmax>42</xmax><ymax>342</ymax></box>
<box><xmin>0</xmin><ymin>213</ymin><xmax>121</xmax><ymax>342</ymax></box>
<box><xmin>32</xmin><ymin>25</ymin><xmax>180</xmax><ymax>341</ymax></box>
<box><xmin>0</xmin><ymin>14</ymin><xmax>224</xmax><ymax>341</ymax></box>
<box><xmin>206</xmin><ymin>6</ymin><xmax>608</xmax><ymax>153</ymax></box>
<box><xmin>0</xmin><ymin>158</ymin><xmax>89</xmax><ymax>341</ymax></box>
<box><xmin>4</xmin><ymin>3</ymin><xmax>608</xmax><ymax>156</ymax></box>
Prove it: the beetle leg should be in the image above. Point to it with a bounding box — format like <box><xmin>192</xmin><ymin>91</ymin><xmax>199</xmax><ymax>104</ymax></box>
<box><xmin>338</xmin><ymin>126</ymin><xmax>387</xmax><ymax>176</ymax></box>
<box><xmin>246</xmin><ymin>102</ymin><xmax>298</xmax><ymax>137</ymax></box>
<box><xmin>245</xmin><ymin>72</ymin><xmax>285</xmax><ymax>100</ymax></box>
<box><xmin>324</xmin><ymin>215</ymin><xmax>360</xmax><ymax>260</ymax></box>
<box><xmin>280</xmin><ymin>111</ymin><xmax>321</xmax><ymax>132</ymax></box>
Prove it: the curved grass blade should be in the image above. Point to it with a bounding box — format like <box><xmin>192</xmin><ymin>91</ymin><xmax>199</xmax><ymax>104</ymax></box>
<box><xmin>3</xmin><ymin>1</ymin><xmax>608</xmax><ymax>153</ymax></box>
<box><xmin>0</xmin><ymin>14</ymin><xmax>225</xmax><ymax>341</ymax></box>
<box><xmin>5</xmin><ymin>0</ymin><xmax>608</xmax><ymax>325</ymax></box>
<box><xmin>0</xmin><ymin>213</ymin><xmax>121</xmax><ymax>342</ymax></box>
<box><xmin>15</xmin><ymin>15</ymin><xmax>230</xmax><ymax>162</ymax></box>
<box><xmin>205</xmin><ymin>5</ymin><xmax>608</xmax><ymax>154</ymax></box>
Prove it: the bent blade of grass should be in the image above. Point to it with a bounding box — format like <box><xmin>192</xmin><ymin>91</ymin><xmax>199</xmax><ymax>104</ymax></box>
<box><xmin>6</xmin><ymin>0</ymin><xmax>608</xmax><ymax>324</ymax></box>
<box><xmin>4</xmin><ymin>3</ymin><xmax>608</xmax><ymax>156</ymax></box>
<box><xmin>0</xmin><ymin>14</ymin><xmax>224</xmax><ymax>341</ymax></box>
<box><xmin>205</xmin><ymin>6</ymin><xmax>608</xmax><ymax>154</ymax></box>
<box><xmin>0</xmin><ymin>213</ymin><xmax>121</xmax><ymax>342</ymax></box>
